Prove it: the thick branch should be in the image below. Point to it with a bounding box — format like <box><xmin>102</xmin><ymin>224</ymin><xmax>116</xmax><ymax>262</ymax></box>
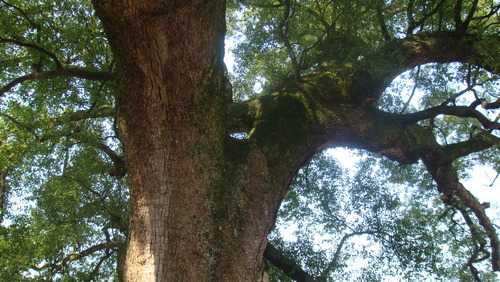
<box><xmin>227</xmin><ymin>100</ymin><xmax>258</xmax><ymax>133</ymax></box>
<box><xmin>231</xmin><ymin>86</ymin><xmax>500</xmax><ymax>273</ymax></box>
<box><xmin>264</xmin><ymin>243</ymin><xmax>316</xmax><ymax>282</ymax></box>
<box><xmin>367</xmin><ymin>32</ymin><xmax>500</xmax><ymax>87</ymax></box>
<box><xmin>442</xmin><ymin>132</ymin><xmax>499</xmax><ymax>162</ymax></box>
<box><xmin>400</xmin><ymin>104</ymin><xmax>500</xmax><ymax>130</ymax></box>
<box><xmin>423</xmin><ymin>156</ymin><xmax>500</xmax><ymax>271</ymax></box>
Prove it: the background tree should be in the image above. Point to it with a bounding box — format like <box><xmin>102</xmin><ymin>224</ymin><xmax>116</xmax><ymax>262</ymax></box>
<box><xmin>0</xmin><ymin>0</ymin><xmax>499</xmax><ymax>281</ymax></box>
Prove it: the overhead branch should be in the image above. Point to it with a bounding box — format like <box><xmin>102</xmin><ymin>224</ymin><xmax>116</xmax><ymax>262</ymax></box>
<box><xmin>55</xmin><ymin>105</ymin><xmax>115</xmax><ymax>123</ymax></box>
<box><xmin>318</xmin><ymin>230</ymin><xmax>376</xmax><ymax>281</ymax></box>
<box><xmin>0</xmin><ymin>67</ymin><xmax>114</xmax><ymax>97</ymax></box>
<box><xmin>73</xmin><ymin>135</ymin><xmax>126</xmax><ymax>178</ymax></box>
<box><xmin>456</xmin><ymin>206</ymin><xmax>490</xmax><ymax>282</ymax></box>
<box><xmin>399</xmin><ymin>104</ymin><xmax>500</xmax><ymax>130</ymax></box>
<box><xmin>0</xmin><ymin>37</ymin><xmax>62</xmax><ymax>67</ymax></box>
<box><xmin>264</xmin><ymin>243</ymin><xmax>317</xmax><ymax>282</ymax></box>
<box><xmin>85</xmin><ymin>250</ymin><xmax>116</xmax><ymax>282</ymax></box>
<box><xmin>33</xmin><ymin>241</ymin><xmax>121</xmax><ymax>273</ymax></box>
<box><xmin>423</xmin><ymin>157</ymin><xmax>500</xmax><ymax>271</ymax></box>
<box><xmin>367</xmin><ymin>32</ymin><xmax>500</xmax><ymax>86</ymax></box>
<box><xmin>442</xmin><ymin>132</ymin><xmax>499</xmax><ymax>163</ymax></box>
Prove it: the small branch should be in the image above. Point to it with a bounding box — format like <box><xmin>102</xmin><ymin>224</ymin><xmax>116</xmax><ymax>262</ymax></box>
<box><xmin>279</xmin><ymin>0</ymin><xmax>301</xmax><ymax>79</ymax></box>
<box><xmin>483</xmin><ymin>98</ymin><xmax>500</xmax><ymax>110</ymax></box>
<box><xmin>72</xmin><ymin>134</ymin><xmax>126</xmax><ymax>178</ymax></box>
<box><xmin>33</xmin><ymin>241</ymin><xmax>121</xmax><ymax>273</ymax></box>
<box><xmin>0</xmin><ymin>112</ymin><xmax>37</xmax><ymax>136</ymax></box>
<box><xmin>0</xmin><ymin>0</ymin><xmax>39</xmax><ymax>29</ymax></box>
<box><xmin>227</xmin><ymin>100</ymin><xmax>258</xmax><ymax>133</ymax></box>
<box><xmin>472</xmin><ymin>4</ymin><xmax>500</xmax><ymax>23</ymax></box>
<box><xmin>400</xmin><ymin>66</ymin><xmax>420</xmax><ymax>113</ymax></box>
<box><xmin>0</xmin><ymin>171</ymin><xmax>6</xmax><ymax>222</ymax></box>
<box><xmin>55</xmin><ymin>105</ymin><xmax>115</xmax><ymax>122</ymax></box>
<box><xmin>414</xmin><ymin>0</ymin><xmax>446</xmax><ymax>31</ymax></box>
<box><xmin>490</xmin><ymin>172</ymin><xmax>499</xmax><ymax>187</ymax></box>
<box><xmin>0</xmin><ymin>67</ymin><xmax>113</xmax><ymax>97</ymax></box>
<box><xmin>84</xmin><ymin>250</ymin><xmax>116</xmax><ymax>282</ymax></box>
<box><xmin>456</xmin><ymin>206</ymin><xmax>489</xmax><ymax>281</ymax></box>
<box><xmin>240</xmin><ymin>0</ymin><xmax>284</xmax><ymax>8</ymax></box>
<box><xmin>406</xmin><ymin>0</ymin><xmax>416</xmax><ymax>34</ymax></box>
<box><xmin>454</xmin><ymin>0</ymin><xmax>465</xmax><ymax>31</ymax></box>
<box><xmin>375</xmin><ymin>1</ymin><xmax>391</xmax><ymax>41</ymax></box>
<box><xmin>463</xmin><ymin>0</ymin><xmax>480</xmax><ymax>30</ymax></box>
<box><xmin>440</xmin><ymin>84</ymin><xmax>479</xmax><ymax>107</ymax></box>
<box><xmin>318</xmin><ymin>230</ymin><xmax>375</xmax><ymax>281</ymax></box>
<box><xmin>0</xmin><ymin>37</ymin><xmax>62</xmax><ymax>67</ymax></box>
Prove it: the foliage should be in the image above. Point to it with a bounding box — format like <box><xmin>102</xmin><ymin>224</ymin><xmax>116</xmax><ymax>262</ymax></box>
<box><xmin>269</xmin><ymin>150</ymin><xmax>498</xmax><ymax>281</ymax></box>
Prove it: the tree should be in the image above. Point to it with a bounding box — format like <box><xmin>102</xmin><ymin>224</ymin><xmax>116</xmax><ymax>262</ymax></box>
<box><xmin>0</xmin><ymin>0</ymin><xmax>499</xmax><ymax>281</ymax></box>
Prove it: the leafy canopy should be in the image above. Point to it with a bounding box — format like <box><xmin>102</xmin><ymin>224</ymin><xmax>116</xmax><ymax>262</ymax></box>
<box><xmin>0</xmin><ymin>0</ymin><xmax>499</xmax><ymax>281</ymax></box>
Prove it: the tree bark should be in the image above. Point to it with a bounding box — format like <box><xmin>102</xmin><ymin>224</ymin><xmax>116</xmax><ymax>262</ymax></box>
<box><xmin>92</xmin><ymin>1</ymin><xmax>286</xmax><ymax>281</ymax></box>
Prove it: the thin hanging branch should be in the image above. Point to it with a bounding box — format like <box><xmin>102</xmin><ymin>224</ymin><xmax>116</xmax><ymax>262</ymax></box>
<box><xmin>400</xmin><ymin>66</ymin><xmax>420</xmax><ymax>113</ymax></box>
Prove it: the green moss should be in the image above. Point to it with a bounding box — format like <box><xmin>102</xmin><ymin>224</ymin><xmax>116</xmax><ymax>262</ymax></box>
<box><xmin>250</xmin><ymin>93</ymin><xmax>313</xmax><ymax>156</ymax></box>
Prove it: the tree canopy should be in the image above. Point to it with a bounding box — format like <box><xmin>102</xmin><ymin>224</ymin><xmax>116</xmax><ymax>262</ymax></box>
<box><xmin>0</xmin><ymin>0</ymin><xmax>499</xmax><ymax>281</ymax></box>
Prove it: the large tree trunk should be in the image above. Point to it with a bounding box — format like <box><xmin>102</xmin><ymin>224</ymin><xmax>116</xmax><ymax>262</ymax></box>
<box><xmin>93</xmin><ymin>1</ymin><xmax>281</xmax><ymax>281</ymax></box>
